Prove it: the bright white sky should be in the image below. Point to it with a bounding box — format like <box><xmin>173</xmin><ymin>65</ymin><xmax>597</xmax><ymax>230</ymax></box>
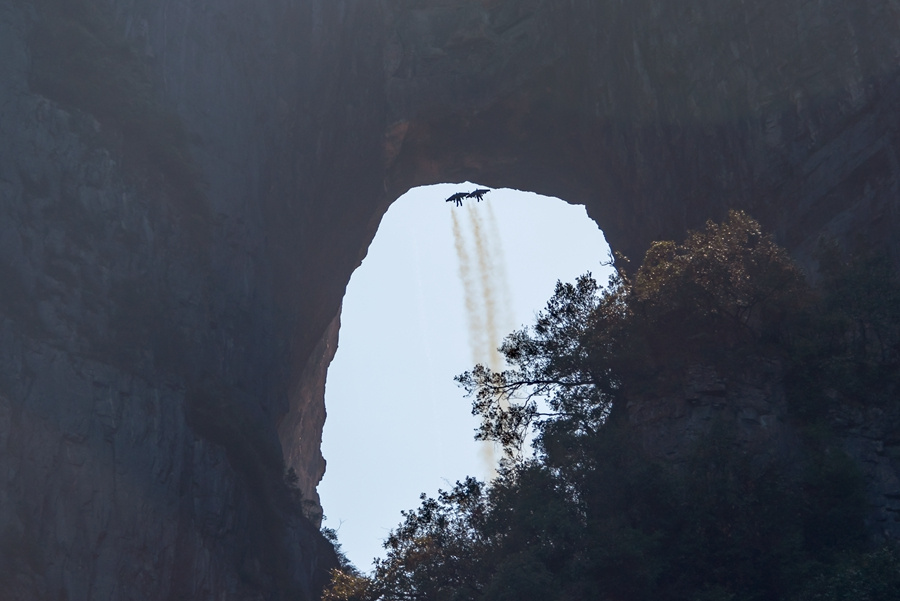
<box><xmin>318</xmin><ymin>183</ymin><xmax>613</xmax><ymax>571</ymax></box>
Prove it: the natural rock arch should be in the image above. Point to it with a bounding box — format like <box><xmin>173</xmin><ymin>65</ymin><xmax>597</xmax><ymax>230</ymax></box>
<box><xmin>3</xmin><ymin>0</ymin><xmax>900</xmax><ymax>599</ymax></box>
<box><xmin>286</xmin><ymin>0</ymin><xmax>900</xmax><ymax>412</ymax></box>
<box><xmin>284</xmin><ymin>0</ymin><xmax>900</xmax><ymax>546</ymax></box>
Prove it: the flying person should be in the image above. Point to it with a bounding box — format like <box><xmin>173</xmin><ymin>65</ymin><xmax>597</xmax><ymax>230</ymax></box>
<box><xmin>445</xmin><ymin>192</ymin><xmax>469</xmax><ymax>207</ymax></box>
<box><xmin>466</xmin><ymin>189</ymin><xmax>490</xmax><ymax>202</ymax></box>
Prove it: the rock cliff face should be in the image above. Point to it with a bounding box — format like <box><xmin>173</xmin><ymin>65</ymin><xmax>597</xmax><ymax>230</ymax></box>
<box><xmin>627</xmin><ymin>362</ymin><xmax>900</xmax><ymax>542</ymax></box>
<box><xmin>2</xmin><ymin>0</ymin><xmax>900</xmax><ymax>598</ymax></box>
<box><xmin>383</xmin><ymin>0</ymin><xmax>900</xmax><ymax>267</ymax></box>
<box><xmin>0</xmin><ymin>0</ymin><xmax>362</xmax><ymax>598</ymax></box>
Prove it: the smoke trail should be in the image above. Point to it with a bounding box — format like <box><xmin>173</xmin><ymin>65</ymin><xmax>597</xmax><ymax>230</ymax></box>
<box><xmin>462</xmin><ymin>204</ymin><xmax>499</xmax><ymax>475</ymax></box>
<box><xmin>482</xmin><ymin>201</ymin><xmax>515</xmax><ymax>342</ymax></box>
<box><xmin>451</xmin><ymin>195</ymin><xmax>518</xmax><ymax>476</ymax></box>
<box><xmin>467</xmin><ymin>203</ymin><xmax>502</xmax><ymax>371</ymax></box>
<box><xmin>475</xmin><ymin>202</ymin><xmax>515</xmax><ymax>459</ymax></box>
<box><xmin>450</xmin><ymin>210</ymin><xmax>486</xmax><ymax>362</ymax></box>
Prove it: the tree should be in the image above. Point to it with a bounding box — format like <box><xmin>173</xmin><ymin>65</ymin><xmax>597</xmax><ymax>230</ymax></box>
<box><xmin>456</xmin><ymin>272</ymin><xmax>626</xmax><ymax>461</ymax></box>
<box><xmin>322</xmin><ymin>567</ymin><xmax>376</xmax><ymax>601</ymax></box>
<box><xmin>633</xmin><ymin>211</ymin><xmax>808</xmax><ymax>337</ymax></box>
<box><xmin>459</xmin><ymin>211</ymin><xmax>809</xmax><ymax>460</ymax></box>
<box><xmin>347</xmin><ymin>212</ymin><xmax>888</xmax><ymax>601</ymax></box>
<box><xmin>371</xmin><ymin>477</ymin><xmax>493</xmax><ymax>601</ymax></box>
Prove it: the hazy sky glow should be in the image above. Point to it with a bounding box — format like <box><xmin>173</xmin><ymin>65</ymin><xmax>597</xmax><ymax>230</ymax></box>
<box><xmin>318</xmin><ymin>184</ymin><xmax>613</xmax><ymax>571</ymax></box>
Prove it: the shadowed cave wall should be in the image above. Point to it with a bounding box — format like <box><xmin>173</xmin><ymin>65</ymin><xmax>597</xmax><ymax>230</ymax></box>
<box><xmin>1</xmin><ymin>0</ymin><xmax>900</xmax><ymax>598</ymax></box>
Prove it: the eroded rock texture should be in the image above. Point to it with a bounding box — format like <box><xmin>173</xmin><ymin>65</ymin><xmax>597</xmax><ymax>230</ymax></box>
<box><xmin>383</xmin><ymin>0</ymin><xmax>900</xmax><ymax>267</ymax></box>
<box><xmin>0</xmin><ymin>0</ymin><xmax>354</xmax><ymax>598</ymax></box>
<box><xmin>2</xmin><ymin>0</ymin><xmax>900</xmax><ymax>598</ymax></box>
<box><xmin>627</xmin><ymin>362</ymin><xmax>900</xmax><ymax>542</ymax></box>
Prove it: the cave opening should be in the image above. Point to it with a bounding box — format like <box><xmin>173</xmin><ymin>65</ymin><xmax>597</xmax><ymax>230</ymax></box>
<box><xmin>317</xmin><ymin>183</ymin><xmax>613</xmax><ymax>570</ymax></box>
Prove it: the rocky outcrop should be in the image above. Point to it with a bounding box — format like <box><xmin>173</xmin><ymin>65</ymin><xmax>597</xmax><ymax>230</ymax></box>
<box><xmin>834</xmin><ymin>401</ymin><xmax>900</xmax><ymax>540</ymax></box>
<box><xmin>626</xmin><ymin>363</ymin><xmax>794</xmax><ymax>466</ymax></box>
<box><xmin>627</xmin><ymin>362</ymin><xmax>900</xmax><ymax>542</ymax></box>
<box><xmin>2</xmin><ymin>0</ymin><xmax>900</xmax><ymax>598</ymax></box>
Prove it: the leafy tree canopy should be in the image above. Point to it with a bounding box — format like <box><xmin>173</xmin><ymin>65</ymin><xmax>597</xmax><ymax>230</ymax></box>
<box><xmin>321</xmin><ymin>212</ymin><xmax>899</xmax><ymax>601</ymax></box>
<box><xmin>459</xmin><ymin>211</ymin><xmax>811</xmax><ymax>462</ymax></box>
